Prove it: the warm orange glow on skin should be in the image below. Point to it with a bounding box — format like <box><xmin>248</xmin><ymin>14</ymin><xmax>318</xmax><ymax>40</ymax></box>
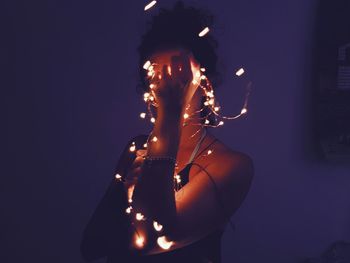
<box><xmin>134</xmin><ymin>232</ymin><xmax>146</xmax><ymax>248</ymax></box>
<box><xmin>128</xmin><ymin>185</ymin><xmax>135</xmax><ymax>202</ymax></box>
<box><xmin>167</xmin><ymin>65</ymin><xmax>172</xmax><ymax>75</ymax></box>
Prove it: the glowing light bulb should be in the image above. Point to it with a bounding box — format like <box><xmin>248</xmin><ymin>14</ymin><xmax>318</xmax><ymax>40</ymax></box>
<box><xmin>207</xmin><ymin>150</ymin><xmax>213</xmax><ymax>155</ymax></box>
<box><xmin>128</xmin><ymin>198</ymin><xmax>133</xmax><ymax>203</ymax></box>
<box><xmin>153</xmin><ymin>221</ymin><xmax>163</xmax><ymax>231</ymax></box>
<box><xmin>208</xmin><ymin>98</ymin><xmax>215</xmax><ymax>105</ymax></box>
<box><xmin>200</xmin><ymin>67</ymin><xmax>206</xmax><ymax>72</ymax></box>
<box><xmin>135</xmin><ymin>234</ymin><xmax>145</xmax><ymax>248</ymax></box>
<box><xmin>136</xmin><ymin>213</ymin><xmax>145</xmax><ymax>221</ymax></box>
<box><xmin>149</xmin><ymin>83</ymin><xmax>155</xmax><ymax>89</ymax></box>
<box><xmin>214</xmin><ymin>106</ymin><xmax>220</xmax><ymax>111</ymax></box>
<box><xmin>198</xmin><ymin>27</ymin><xmax>210</xmax><ymax>37</ymax></box>
<box><xmin>167</xmin><ymin>65</ymin><xmax>172</xmax><ymax>75</ymax></box>
<box><xmin>129</xmin><ymin>142</ymin><xmax>136</xmax><ymax>152</ymax></box>
<box><xmin>140</xmin><ymin>112</ymin><xmax>146</xmax><ymax>118</ymax></box>
<box><xmin>235</xmin><ymin>68</ymin><xmax>245</xmax><ymax>76</ymax></box>
<box><xmin>143</xmin><ymin>61</ymin><xmax>151</xmax><ymax>70</ymax></box>
<box><xmin>150</xmin><ymin>117</ymin><xmax>156</xmax><ymax>123</ymax></box>
<box><xmin>152</xmin><ymin>136</ymin><xmax>158</xmax><ymax>142</ymax></box>
<box><xmin>126</xmin><ymin>206</ymin><xmax>132</xmax><ymax>214</ymax></box>
<box><xmin>174</xmin><ymin>174</ymin><xmax>181</xmax><ymax>183</ymax></box>
<box><xmin>204</xmin><ymin>101</ymin><xmax>209</xmax><ymax>106</ymax></box>
<box><xmin>144</xmin><ymin>0</ymin><xmax>157</xmax><ymax>11</ymax></box>
<box><xmin>183</xmin><ymin>113</ymin><xmax>189</xmax><ymax>119</ymax></box>
<box><xmin>241</xmin><ymin>108</ymin><xmax>247</xmax><ymax>114</ymax></box>
<box><xmin>115</xmin><ymin>173</ymin><xmax>122</xmax><ymax>181</ymax></box>
<box><xmin>205</xmin><ymin>119</ymin><xmax>210</xmax><ymax>124</ymax></box>
<box><xmin>143</xmin><ymin>92</ymin><xmax>150</xmax><ymax>101</ymax></box>
<box><xmin>143</xmin><ymin>143</ymin><xmax>147</xmax><ymax>148</ymax></box>
<box><xmin>207</xmin><ymin>91</ymin><xmax>214</xmax><ymax>98</ymax></box>
<box><xmin>157</xmin><ymin>236</ymin><xmax>174</xmax><ymax>250</ymax></box>
<box><xmin>219</xmin><ymin>121</ymin><xmax>224</xmax><ymax>126</ymax></box>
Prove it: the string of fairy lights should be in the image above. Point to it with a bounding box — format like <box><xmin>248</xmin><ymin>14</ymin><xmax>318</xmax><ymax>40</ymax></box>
<box><xmin>113</xmin><ymin>0</ymin><xmax>252</xmax><ymax>252</ymax></box>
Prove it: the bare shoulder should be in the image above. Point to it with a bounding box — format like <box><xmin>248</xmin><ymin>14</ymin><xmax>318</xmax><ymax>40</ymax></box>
<box><xmin>204</xmin><ymin>133</ymin><xmax>254</xmax><ymax>181</ymax></box>
<box><xmin>190</xmin><ymin>132</ymin><xmax>254</xmax><ymax>230</ymax></box>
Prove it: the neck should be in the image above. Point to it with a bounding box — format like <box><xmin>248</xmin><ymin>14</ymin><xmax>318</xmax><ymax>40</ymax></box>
<box><xmin>179</xmin><ymin>123</ymin><xmax>205</xmax><ymax>152</ymax></box>
<box><xmin>178</xmin><ymin>97</ymin><xmax>206</xmax><ymax>151</ymax></box>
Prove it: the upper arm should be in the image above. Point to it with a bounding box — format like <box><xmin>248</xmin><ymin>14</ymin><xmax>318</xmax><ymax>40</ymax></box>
<box><xmin>80</xmin><ymin>134</ymin><xmax>148</xmax><ymax>261</ymax></box>
<box><xmin>144</xmin><ymin>152</ymin><xmax>254</xmax><ymax>255</ymax></box>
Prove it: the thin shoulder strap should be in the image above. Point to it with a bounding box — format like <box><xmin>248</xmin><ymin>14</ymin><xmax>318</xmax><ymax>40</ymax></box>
<box><xmin>191</xmin><ymin>138</ymin><xmax>219</xmax><ymax>163</ymax></box>
<box><xmin>187</xmin><ymin>129</ymin><xmax>207</xmax><ymax>164</ymax></box>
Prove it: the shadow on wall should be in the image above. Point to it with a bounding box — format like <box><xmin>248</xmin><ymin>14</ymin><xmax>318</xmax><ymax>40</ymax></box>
<box><xmin>311</xmin><ymin>0</ymin><xmax>350</xmax><ymax>164</ymax></box>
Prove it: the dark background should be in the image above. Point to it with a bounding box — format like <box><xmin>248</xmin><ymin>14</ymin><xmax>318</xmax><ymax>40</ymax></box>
<box><xmin>5</xmin><ymin>0</ymin><xmax>350</xmax><ymax>262</ymax></box>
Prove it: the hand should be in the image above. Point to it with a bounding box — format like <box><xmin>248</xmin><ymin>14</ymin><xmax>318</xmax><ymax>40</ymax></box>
<box><xmin>149</xmin><ymin>51</ymin><xmax>194</xmax><ymax>115</ymax></box>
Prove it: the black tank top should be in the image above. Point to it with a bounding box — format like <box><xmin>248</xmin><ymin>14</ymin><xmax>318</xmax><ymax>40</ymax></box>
<box><xmin>80</xmin><ymin>133</ymin><xmax>224</xmax><ymax>263</ymax></box>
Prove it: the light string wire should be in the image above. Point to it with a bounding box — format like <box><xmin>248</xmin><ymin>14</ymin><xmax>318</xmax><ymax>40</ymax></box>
<box><xmin>141</xmin><ymin>61</ymin><xmax>252</xmax><ymax>132</ymax></box>
<box><xmin>114</xmin><ymin>0</ymin><xmax>252</xmax><ymax>251</ymax></box>
<box><xmin>121</xmin><ymin>63</ymin><xmax>251</xmax><ymax>251</ymax></box>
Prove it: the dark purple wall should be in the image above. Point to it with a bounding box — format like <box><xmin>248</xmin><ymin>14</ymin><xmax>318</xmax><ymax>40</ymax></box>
<box><xmin>6</xmin><ymin>0</ymin><xmax>350</xmax><ymax>262</ymax></box>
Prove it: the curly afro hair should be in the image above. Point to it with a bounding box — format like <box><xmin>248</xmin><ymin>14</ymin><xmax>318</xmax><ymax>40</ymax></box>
<box><xmin>137</xmin><ymin>1</ymin><xmax>220</xmax><ymax>90</ymax></box>
<box><xmin>137</xmin><ymin>1</ymin><xmax>220</xmax><ymax>125</ymax></box>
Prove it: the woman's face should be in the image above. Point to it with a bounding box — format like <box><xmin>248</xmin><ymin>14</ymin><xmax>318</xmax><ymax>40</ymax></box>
<box><xmin>147</xmin><ymin>47</ymin><xmax>202</xmax><ymax>107</ymax></box>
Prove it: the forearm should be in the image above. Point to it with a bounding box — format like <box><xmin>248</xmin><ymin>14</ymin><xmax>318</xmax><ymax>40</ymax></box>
<box><xmin>129</xmin><ymin>110</ymin><xmax>183</xmax><ymax>251</ymax></box>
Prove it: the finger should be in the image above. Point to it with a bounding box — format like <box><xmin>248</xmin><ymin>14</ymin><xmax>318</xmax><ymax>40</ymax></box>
<box><xmin>128</xmin><ymin>165</ymin><xmax>142</xmax><ymax>175</ymax></box>
<box><xmin>171</xmin><ymin>55</ymin><xmax>182</xmax><ymax>81</ymax></box>
<box><xmin>125</xmin><ymin>167</ymin><xmax>142</xmax><ymax>181</ymax></box>
<box><xmin>124</xmin><ymin>180</ymin><xmax>137</xmax><ymax>191</ymax></box>
<box><xmin>162</xmin><ymin>64</ymin><xmax>171</xmax><ymax>82</ymax></box>
<box><xmin>179</xmin><ymin>53</ymin><xmax>192</xmax><ymax>84</ymax></box>
<box><xmin>125</xmin><ymin>176</ymin><xmax>139</xmax><ymax>185</ymax></box>
<box><xmin>129</xmin><ymin>156</ymin><xmax>145</xmax><ymax>171</ymax></box>
<box><xmin>136</xmin><ymin>149</ymin><xmax>147</xmax><ymax>157</ymax></box>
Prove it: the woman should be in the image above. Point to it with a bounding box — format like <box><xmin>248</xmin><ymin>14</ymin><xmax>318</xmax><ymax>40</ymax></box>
<box><xmin>80</xmin><ymin>2</ymin><xmax>254</xmax><ymax>262</ymax></box>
